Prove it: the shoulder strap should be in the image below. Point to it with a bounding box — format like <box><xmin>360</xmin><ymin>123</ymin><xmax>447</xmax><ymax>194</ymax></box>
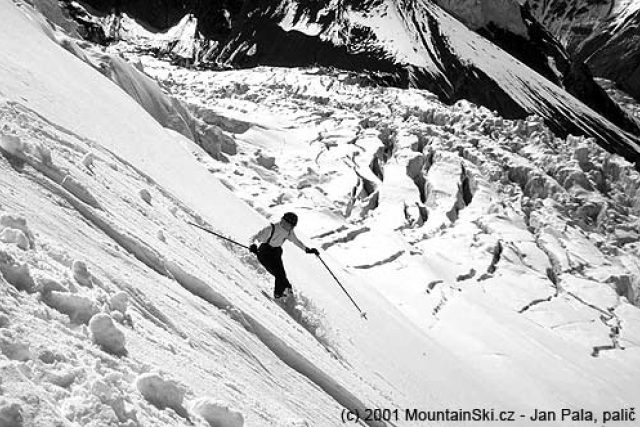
<box><xmin>267</xmin><ymin>223</ymin><xmax>275</xmax><ymax>245</ymax></box>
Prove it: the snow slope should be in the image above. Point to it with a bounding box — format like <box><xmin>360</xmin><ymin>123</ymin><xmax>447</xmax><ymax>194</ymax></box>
<box><xmin>139</xmin><ymin>52</ymin><xmax>640</xmax><ymax>424</ymax></box>
<box><xmin>1</xmin><ymin>0</ymin><xmax>640</xmax><ymax>426</ymax></box>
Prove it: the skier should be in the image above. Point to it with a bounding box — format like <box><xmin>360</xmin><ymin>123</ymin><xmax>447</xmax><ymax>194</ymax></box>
<box><xmin>249</xmin><ymin>212</ymin><xmax>319</xmax><ymax>299</ymax></box>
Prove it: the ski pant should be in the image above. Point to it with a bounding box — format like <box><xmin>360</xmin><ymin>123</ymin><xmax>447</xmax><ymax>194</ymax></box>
<box><xmin>257</xmin><ymin>243</ymin><xmax>292</xmax><ymax>298</ymax></box>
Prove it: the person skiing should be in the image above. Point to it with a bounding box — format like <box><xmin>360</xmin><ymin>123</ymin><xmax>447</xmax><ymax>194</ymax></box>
<box><xmin>249</xmin><ymin>212</ymin><xmax>319</xmax><ymax>299</ymax></box>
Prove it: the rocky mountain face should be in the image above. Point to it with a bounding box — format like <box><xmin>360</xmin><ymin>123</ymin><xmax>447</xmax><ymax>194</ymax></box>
<box><xmin>527</xmin><ymin>0</ymin><xmax>613</xmax><ymax>51</ymax></box>
<box><xmin>434</xmin><ymin>0</ymin><xmax>640</xmax><ymax>145</ymax></box>
<box><xmin>573</xmin><ymin>2</ymin><xmax>640</xmax><ymax>103</ymax></box>
<box><xmin>528</xmin><ymin>0</ymin><xmax>640</xmax><ymax>103</ymax></box>
<box><xmin>78</xmin><ymin>0</ymin><xmax>246</xmax><ymax>38</ymax></box>
<box><xmin>214</xmin><ymin>0</ymin><xmax>640</xmax><ymax>162</ymax></box>
<box><xmin>77</xmin><ymin>0</ymin><xmax>640</xmax><ymax>167</ymax></box>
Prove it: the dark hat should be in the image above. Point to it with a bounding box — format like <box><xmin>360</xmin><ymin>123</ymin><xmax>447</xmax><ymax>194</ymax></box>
<box><xmin>282</xmin><ymin>212</ymin><xmax>298</xmax><ymax>226</ymax></box>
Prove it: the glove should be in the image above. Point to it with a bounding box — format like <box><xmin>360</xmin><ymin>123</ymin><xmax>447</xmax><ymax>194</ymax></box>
<box><xmin>249</xmin><ymin>244</ymin><xmax>258</xmax><ymax>254</ymax></box>
<box><xmin>305</xmin><ymin>247</ymin><xmax>319</xmax><ymax>255</ymax></box>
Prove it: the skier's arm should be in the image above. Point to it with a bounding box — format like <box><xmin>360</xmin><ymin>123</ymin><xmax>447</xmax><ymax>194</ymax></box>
<box><xmin>288</xmin><ymin>230</ymin><xmax>310</xmax><ymax>251</ymax></box>
<box><xmin>250</xmin><ymin>225</ymin><xmax>271</xmax><ymax>245</ymax></box>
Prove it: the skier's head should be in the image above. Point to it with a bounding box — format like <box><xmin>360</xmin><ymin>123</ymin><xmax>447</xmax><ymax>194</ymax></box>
<box><xmin>281</xmin><ymin>212</ymin><xmax>298</xmax><ymax>229</ymax></box>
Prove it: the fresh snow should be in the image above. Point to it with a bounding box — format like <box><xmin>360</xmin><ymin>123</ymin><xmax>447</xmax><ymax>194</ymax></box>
<box><xmin>1</xmin><ymin>0</ymin><xmax>640</xmax><ymax>426</ymax></box>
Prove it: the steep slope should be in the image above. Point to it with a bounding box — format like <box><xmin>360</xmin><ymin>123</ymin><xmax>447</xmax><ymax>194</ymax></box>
<box><xmin>140</xmin><ymin>54</ymin><xmax>640</xmax><ymax>424</ymax></box>
<box><xmin>0</xmin><ymin>0</ymin><xmax>531</xmax><ymax>425</ymax></box>
<box><xmin>528</xmin><ymin>0</ymin><xmax>640</xmax><ymax>103</ymax></box>
<box><xmin>574</xmin><ymin>2</ymin><xmax>640</xmax><ymax>103</ymax></box>
<box><xmin>433</xmin><ymin>0</ymin><xmax>640</xmax><ymax>139</ymax></box>
<box><xmin>213</xmin><ymin>0</ymin><xmax>640</xmax><ymax>166</ymax></box>
<box><xmin>527</xmin><ymin>0</ymin><xmax>613</xmax><ymax>50</ymax></box>
<box><xmin>2</xmin><ymin>0</ymin><xmax>640</xmax><ymax>425</ymax></box>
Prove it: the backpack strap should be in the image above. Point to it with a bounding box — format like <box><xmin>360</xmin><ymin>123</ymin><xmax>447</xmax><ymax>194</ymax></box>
<box><xmin>267</xmin><ymin>223</ymin><xmax>276</xmax><ymax>245</ymax></box>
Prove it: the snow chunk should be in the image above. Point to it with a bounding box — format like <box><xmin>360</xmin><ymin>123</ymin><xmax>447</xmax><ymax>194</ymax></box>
<box><xmin>43</xmin><ymin>291</ymin><xmax>99</xmax><ymax>324</ymax></box>
<box><xmin>34</xmin><ymin>275</ymin><xmax>67</xmax><ymax>294</ymax></box>
<box><xmin>43</xmin><ymin>365</ymin><xmax>79</xmax><ymax>388</ymax></box>
<box><xmin>88</xmin><ymin>377</ymin><xmax>138</xmax><ymax>423</ymax></box>
<box><xmin>197</xmin><ymin>124</ymin><xmax>237</xmax><ymax>160</ymax></box>
<box><xmin>81</xmin><ymin>152</ymin><xmax>95</xmax><ymax>169</ymax></box>
<box><xmin>72</xmin><ymin>260</ymin><xmax>92</xmax><ymax>288</ymax></box>
<box><xmin>556</xmin><ymin>165</ymin><xmax>593</xmax><ymax>191</ymax></box>
<box><xmin>61</xmin><ymin>175</ymin><xmax>101</xmax><ymax>209</ymax></box>
<box><xmin>0</xmin><ymin>132</ymin><xmax>24</xmax><ymax>156</ymax></box>
<box><xmin>190</xmin><ymin>398</ymin><xmax>244</xmax><ymax>427</ymax></box>
<box><xmin>34</xmin><ymin>143</ymin><xmax>52</xmax><ymax>166</ymax></box>
<box><xmin>0</xmin><ymin>214</ymin><xmax>34</xmax><ymax>248</ymax></box>
<box><xmin>0</xmin><ymin>399</ymin><xmax>23</xmax><ymax>427</ymax></box>
<box><xmin>190</xmin><ymin>105</ymin><xmax>252</xmax><ymax>134</ymax></box>
<box><xmin>574</xmin><ymin>144</ymin><xmax>590</xmax><ymax>165</ymax></box>
<box><xmin>0</xmin><ymin>251</ymin><xmax>35</xmax><ymax>293</ymax></box>
<box><xmin>111</xmin><ymin>311</ymin><xmax>124</xmax><ymax>324</ymax></box>
<box><xmin>254</xmin><ymin>150</ymin><xmax>276</xmax><ymax>170</ymax></box>
<box><xmin>139</xmin><ymin>189</ymin><xmax>152</xmax><ymax>205</ymax></box>
<box><xmin>38</xmin><ymin>349</ymin><xmax>66</xmax><ymax>364</ymax></box>
<box><xmin>109</xmin><ymin>291</ymin><xmax>129</xmax><ymax>314</ymax></box>
<box><xmin>135</xmin><ymin>373</ymin><xmax>187</xmax><ymax>416</ymax></box>
<box><xmin>0</xmin><ymin>229</ymin><xmax>29</xmax><ymax>251</ymax></box>
<box><xmin>0</xmin><ymin>315</ymin><xmax>8</xmax><ymax>329</ymax></box>
<box><xmin>0</xmin><ymin>333</ymin><xmax>31</xmax><ymax>361</ymax></box>
<box><xmin>89</xmin><ymin>313</ymin><xmax>127</xmax><ymax>356</ymax></box>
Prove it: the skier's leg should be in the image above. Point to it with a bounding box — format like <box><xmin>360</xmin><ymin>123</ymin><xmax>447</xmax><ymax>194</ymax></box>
<box><xmin>271</xmin><ymin>248</ymin><xmax>292</xmax><ymax>298</ymax></box>
<box><xmin>257</xmin><ymin>244</ymin><xmax>279</xmax><ymax>276</ymax></box>
<box><xmin>274</xmin><ymin>275</ymin><xmax>292</xmax><ymax>298</ymax></box>
<box><xmin>257</xmin><ymin>245</ymin><xmax>289</xmax><ymax>297</ymax></box>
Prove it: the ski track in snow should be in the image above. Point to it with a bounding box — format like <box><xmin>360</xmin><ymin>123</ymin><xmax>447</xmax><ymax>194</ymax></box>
<box><xmin>1</xmin><ymin>0</ymin><xmax>640</xmax><ymax>425</ymax></box>
<box><xmin>135</xmin><ymin>51</ymin><xmax>640</xmax><ymax>405</ymax></box>
<box><xmin>0</xmin><ymin>98</ymin><xmax>387</xmax><ymax>426</ymax></box>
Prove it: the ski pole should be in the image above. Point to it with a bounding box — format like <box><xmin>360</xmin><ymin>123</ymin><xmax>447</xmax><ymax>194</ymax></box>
<box><xmin>188</xmin><ymin>222</ymin><xmax>250</xmax><ymax>250</ymax></box>
<box><xmin>316</xmin><ymin>254</ymin><xmax>367</xmax><ymax>320</ymax></box>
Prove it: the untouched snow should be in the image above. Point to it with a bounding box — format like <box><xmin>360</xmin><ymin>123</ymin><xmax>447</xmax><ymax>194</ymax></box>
<box><xmin>1</xmin><ymin>0</ymin><xmax>639</xmax><ymax>426</ymax></box>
